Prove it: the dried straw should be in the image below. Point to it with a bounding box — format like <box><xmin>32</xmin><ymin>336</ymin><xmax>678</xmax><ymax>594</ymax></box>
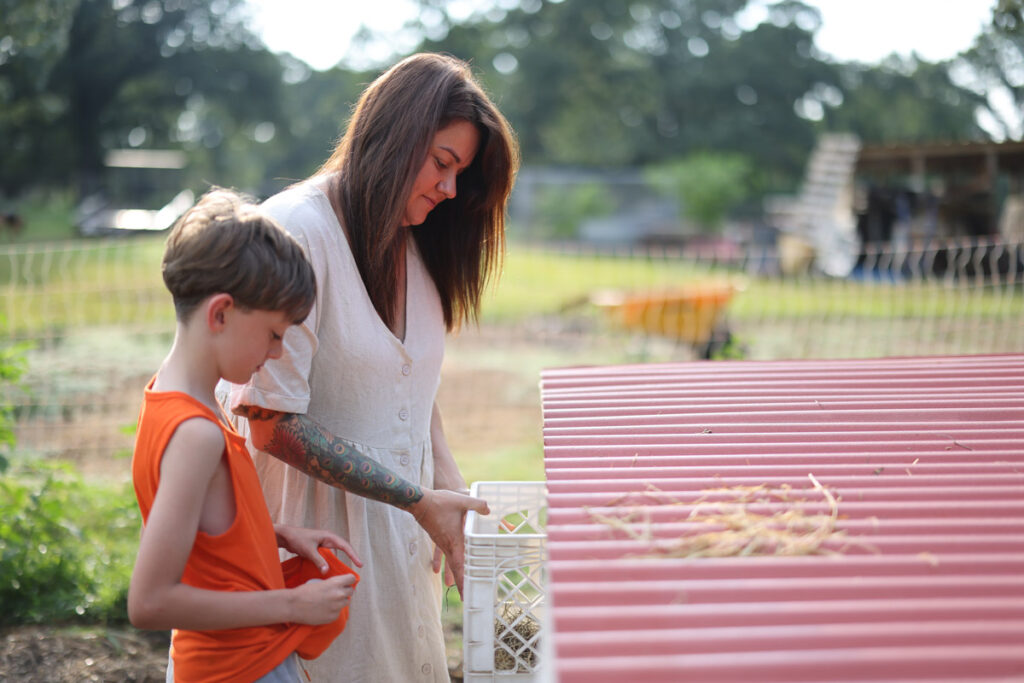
<box><xmin>588</xmin><ymin>474</ymin><xmax>864</xmax><ymax>558</ymax></box>
<box><xmin>493</xmin><ymin>603</ymin><xmax>540</xmax><ymax>672</ymax></box>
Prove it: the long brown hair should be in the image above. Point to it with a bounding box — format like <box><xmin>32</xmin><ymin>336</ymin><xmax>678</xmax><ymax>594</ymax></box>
<box><xmin>317</xmin><ymin>53</ymin><xmax>519</xmax><ymax>331</ymax></box>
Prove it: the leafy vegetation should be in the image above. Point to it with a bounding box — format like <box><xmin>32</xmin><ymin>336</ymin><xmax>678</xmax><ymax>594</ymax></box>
<box><xmin>534</xmin><ymin>182</ymin><xmax>617</xmax><ymax>239</ymax></box>
<box><xmin>0</xmin><ymin>329</ymin><xmax>136</xmax><ymax>627</ymax></box>
<box><xmin>645</xmin><ymin>152</ymin><xmax>755</xmax><ymax>230</ymax></box>
<box><xmin>0</xmin><ymin>459</ymin><xmax>138</xmax><ymax>626</ymax></box>
<box><xmin>4</xmin><ymin>0</ymin><xmax>1018</xmax><ymax>215</ymax></box>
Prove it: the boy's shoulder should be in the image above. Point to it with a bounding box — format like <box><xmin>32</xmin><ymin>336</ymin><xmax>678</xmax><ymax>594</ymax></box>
<box><xmin>134</xmin><ymin>386</ymin><xmax>230</xmax><ymax>500</ymax></box>
<box><xmin>139</xmin><ymin>407</ymin><xmax>226</xmax><ymax>466</ymax></box>
<box><xmin>139</xmin><ymin>383</ymin><xmax>226</xmax><ymax>441</ymax></box>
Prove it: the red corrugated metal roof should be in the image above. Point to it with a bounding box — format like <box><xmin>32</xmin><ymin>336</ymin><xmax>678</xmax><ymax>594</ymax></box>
<box><xmin>540</xmin><ymin>353</ymin><xmax>1024</xmax><ymax>682</ymax></box>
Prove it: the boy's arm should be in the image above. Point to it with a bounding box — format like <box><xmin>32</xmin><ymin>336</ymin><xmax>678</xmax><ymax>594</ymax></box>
<box><xmin>238</xmin><ymin>406</ymin><xmax>487</xmax><ymax>595</ymax></box>
<box><xmin>128</xmin><ymin>417</ymin><xmax>353</xmax><ymax>631</ymax></box>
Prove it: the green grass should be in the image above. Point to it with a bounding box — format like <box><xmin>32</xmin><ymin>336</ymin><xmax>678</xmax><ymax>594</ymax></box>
<box><xmin>1</xmin><ymin>191</ymin><xmax>80</xmax><ymax>243</ymax></box>
<box><xmin>484</xmin><ymin>245</ymin><xmax>1024</xmax><ymax>323</ymax></box>
<box><xmin>0</xmin><ymin>237</ymin><xmax>172</xmax><ymax>339</ymax></box>
<box><xmin>0</xmin><ymin>233</ymin><xmax>1019</xmax><ymax>341</ymax></box>
<box><xmin>481</xmin><ymin>246</ymin><xmax>719</xmax><ymax>321</ymax></box>
<box><xmin>727</xmin><ymin>277</ymin><xmax>1024</xmax><ymax>318</ymax></box>
<box><xmin>456</xmin><ymin>442</ymin><xmax>545</xmax><ymax>486</ymax></box>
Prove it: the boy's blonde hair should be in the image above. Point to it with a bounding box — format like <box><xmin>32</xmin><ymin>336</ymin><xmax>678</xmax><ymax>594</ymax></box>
<box><xmin>162</xmin><ymin>188</ymin><xmax>315</xmax><ymax>323</ymax></box>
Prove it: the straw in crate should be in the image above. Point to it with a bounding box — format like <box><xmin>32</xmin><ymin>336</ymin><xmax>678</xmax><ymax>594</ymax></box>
<box><xmin>463</xmin><ymin>481</ymin><xmax>547</xmax><ymax>681</ymax></box>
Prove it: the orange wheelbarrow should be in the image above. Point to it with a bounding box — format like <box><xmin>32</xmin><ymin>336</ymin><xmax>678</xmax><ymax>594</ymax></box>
<box><xmin>591</xmin><ymin>283</ymin><xmax>738</xmax><ymax>359</ymax></box>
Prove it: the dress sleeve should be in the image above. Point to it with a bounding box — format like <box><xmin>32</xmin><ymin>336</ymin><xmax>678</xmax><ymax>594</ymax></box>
<box><xmin>229</xmin><ymin>318</ymin><xmax>318</xmax><ymax>415</ymax></box>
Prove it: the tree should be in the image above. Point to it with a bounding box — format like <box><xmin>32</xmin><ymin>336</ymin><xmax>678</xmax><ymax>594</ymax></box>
<box><xmin>823</xmin><ymin>56</ymin><xmax>989</xmax><ymax>144</ymax></box>
<box><xmin>253</xmin><ymin>63</ymin><xmax>375</xmax><ymax>198</ymax></box>
<box><xmin>1</xmin><ymin>0</ymin><xmax>287</xmax><ymax>198</ymax></box>
<box><xmin>645</xmin><ymin>152</ymin><xmax>753</xmax><ymax>231</ymax></box>
<box><xmin>411</xmin><ymin>0</ymin><xmax>842</xmax><ymax>194</ymax></box>
<box><xmin>955</xmin><ymin>0</ymin><xmax>1024</xmax><ymax>139</ymax></box>
<box><xmin>0</xmin><ymin>0</ymin><xmax>76</xmax><ymax>195</ymax></box>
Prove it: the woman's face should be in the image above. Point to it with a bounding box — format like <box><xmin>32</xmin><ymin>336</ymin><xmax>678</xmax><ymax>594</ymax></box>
<box><xmin>402</xmin><ymin>119</ymin><xmax>480</xmax><ymax>227</ymax></box>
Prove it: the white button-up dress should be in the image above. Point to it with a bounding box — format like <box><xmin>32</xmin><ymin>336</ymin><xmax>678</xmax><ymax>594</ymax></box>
<box><xmin>226</xmin><ymin>180</ymin><xmax>450</xmax><ymax>682</ymax></box>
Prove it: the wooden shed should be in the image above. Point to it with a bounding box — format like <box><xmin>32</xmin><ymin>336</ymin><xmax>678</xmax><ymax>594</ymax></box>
<box><xmin>766</xmin><ymin>136</ymin><xmax>1024</xmax><ymax>275</ymax></box>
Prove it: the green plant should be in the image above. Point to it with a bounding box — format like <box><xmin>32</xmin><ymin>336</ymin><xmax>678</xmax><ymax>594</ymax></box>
<box><xmin>0</xmin><ymin>341</ymin><xmax>29</xmax><ymax>473</ymax></box>
<box><xmin>708</xmin><ymin>333</ymin><xmax>749</xmax><ymax>361</ymax></box>
<box><xmin>645</xmin><ymin>152</ymin><xmax>753</xmax><ymax>231</ymax></box>
<box><xmin>0</xmin><ymin>191</ymin><xmax>78</xmax><ymax>244</ymax></box>
<box><xmin>534</xmin><ymin>181</ymin><xmax>616</xmax><ymax>239</ymax></box>
<box><xmin>0</xmin><ymin>459</ymin><xmax>139</xmax><ymax>625</ymax></box>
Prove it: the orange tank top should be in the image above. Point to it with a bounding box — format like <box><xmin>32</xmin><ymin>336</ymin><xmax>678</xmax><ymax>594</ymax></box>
<box><xmin>133</xmin><ymin>378</ymin><xmax>354</xmax><ymax>682</ymax></box>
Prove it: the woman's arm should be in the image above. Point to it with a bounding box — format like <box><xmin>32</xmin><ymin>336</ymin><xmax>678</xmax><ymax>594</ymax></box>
<box><xmin>238</xmin><ymin>405</ymin><xmax>487</xmax><ymax>594</ymax></box>
<box><xmin>430</xmin><ymin>400</ymin><xmax>468</xmax><ymax>493</ymax></box>
<box><xmin>239</xmin><ymin>406</ymin><xmax>426</xmax><ymax>506</ymax></box>
<box><xmin>127</xmin><ymin>419</ymin><xmax>356</xmax><ymax>631</ymax></box>
<box><xmin>429</xmin><ymin>400</ymin><xmax>471</xmax><ymax>582</ymax></box>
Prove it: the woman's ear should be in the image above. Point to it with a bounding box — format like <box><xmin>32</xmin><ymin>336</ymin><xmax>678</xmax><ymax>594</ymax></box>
<box><xmin>206</xmin><ymin>293</ymin><xmax>234</xmax><ymax>332</ymax></box>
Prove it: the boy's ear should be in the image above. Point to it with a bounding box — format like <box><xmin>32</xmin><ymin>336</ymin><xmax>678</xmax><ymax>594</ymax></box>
<box><xmin>206</xmin><ymin>293</ymin><xmax>234</xmax><ymax>332</ymax></box>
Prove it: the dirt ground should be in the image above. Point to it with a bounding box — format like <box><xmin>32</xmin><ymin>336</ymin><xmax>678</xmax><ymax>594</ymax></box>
<box><xmin>0</xmin><ymin>626</ymin><xmax>169</xmax><ymax>683</ymax></box>
<box><xmin>1</xmin><ymin>325</ymin><xmax>615</xmax><ymax>682</ymax></box>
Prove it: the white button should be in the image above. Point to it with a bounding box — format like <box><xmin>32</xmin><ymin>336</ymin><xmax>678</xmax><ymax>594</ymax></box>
<box><xmin>399</xmin><ymin>409</ymin><xmax>409</xmax><ymax>421</ymax></box>
<box><xmin>402</xmin><ymin>364</ymin><xmax>411</xmax><ymax>376</ymax></box>
<box><xmin>409</xmin><ymin>541</ymin><xmax>417</xmax><ymax>555</ymax></box>
<box><xmin>418</xmin><ymin>625</ymin><xmax>425</xmax><ymax>638</ymax></box>
<box><xmin>421</xmin><ymin>663</ymin><xmax>432</xmax><ymax>675</ymax></box>
<box><xmin>400</xmin><ymin>455</ymin><xmax>410</xmax><ymax>467</ymax></box>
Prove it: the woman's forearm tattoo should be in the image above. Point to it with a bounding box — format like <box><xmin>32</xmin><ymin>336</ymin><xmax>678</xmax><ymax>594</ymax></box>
<box><xmin>237</xmin><ymin>407</ymin><xmax>424</xmax><ymax>508</ymax></box>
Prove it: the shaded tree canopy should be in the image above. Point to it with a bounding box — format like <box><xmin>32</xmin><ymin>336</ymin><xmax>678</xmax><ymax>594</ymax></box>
<box><xmin>953</xmin><ymin>0</ymin><xmax>1024</xmax><ymax>139</ymax></box>
<box><xmin>409</xmin><ymin>0</ymin><xmax>989</xmax><ymax>195</ymax></box>
<box><xmin>0</xmin><ymin>0</ymin><xmax>1011</xmax><ymax>206</ymax></box>
<box><xmin>825</xmin><ymin>57</ymin><xmax>989</xmax><ymax>144</ymax></box>
<box><xmin>1</xmin><ymin>0</ymin><xmax>286</xmax><ymax>197</ymax></box>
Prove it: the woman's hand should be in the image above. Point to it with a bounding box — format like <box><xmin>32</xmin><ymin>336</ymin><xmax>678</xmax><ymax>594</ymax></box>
<box><xmin>409</xmin><ymin>488</ymin><xmax>489</xmax><ymax>597</ymax></box>
<box><xmin>288</xmin><ymin>574</ymin><xmax>358</xmax><ymax>625</ymax></box>
<box><xmin>431</xmin><ymin>486</ymin><xmax>470</xmax><ymax>586</ymax></box>
<box><xmin>275</xmin><ymin>524</ymin><xmax>363</xmax><ymax>573</ymax></box>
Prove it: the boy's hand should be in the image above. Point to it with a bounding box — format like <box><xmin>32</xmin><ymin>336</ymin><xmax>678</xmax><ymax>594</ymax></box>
<box><xmin>275</xmin><ymin>524</ymin><xmax>363</xmax><ymax>573</ymax></box>
<box><xmin>289</xmin><ymin>574</ymin><xmax>358</xmax><ymax>625</ymax></box>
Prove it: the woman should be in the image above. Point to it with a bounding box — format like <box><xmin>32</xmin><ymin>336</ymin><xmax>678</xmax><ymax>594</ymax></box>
<box><xmin>225</xmin><ymin>53</ymin><xmax>519</xmax><ymax>681</ymax></box>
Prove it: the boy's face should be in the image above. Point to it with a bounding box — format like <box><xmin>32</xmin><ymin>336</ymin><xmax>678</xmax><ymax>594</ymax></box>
<box><xmin>220</xmin><ymin>308</ymin><xmax>293</xmax><ymax>384</ymax></box>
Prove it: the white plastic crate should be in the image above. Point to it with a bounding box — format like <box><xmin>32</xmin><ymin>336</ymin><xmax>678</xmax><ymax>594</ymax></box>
<box><xmin>463</xmin><ymin>481</ymin><xmax>547</xmax><ymax>681</ymax></box>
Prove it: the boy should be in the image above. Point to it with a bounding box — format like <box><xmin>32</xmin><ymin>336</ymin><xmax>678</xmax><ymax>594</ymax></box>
<box><xmin>128</xmin><ymin>188</ymin><xmax>361</xmax><ymax>683</ymax></box>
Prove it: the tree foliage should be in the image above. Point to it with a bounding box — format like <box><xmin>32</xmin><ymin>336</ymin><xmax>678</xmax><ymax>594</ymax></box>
<box><xmin>0</xmin><ymin>0</ymin><xmax>1006</xmax><ymax>215</ymax></box>
<box><xmin>414</xmin><ymin>0</ymin><xmax>832</xmax><ymax>181</ymax></box>
<box><xmin>411</xmin><ymin>0</ymin><xmax>989</xmax><ymax>198</ymax></box>
<box><xmin>1</xmin><ymin>0</ymin><xmax>286</xmax><ymax>197</ymax></box>
<box><xmin>825</xmin><ymin>57</ymin><xmax>989</xmax><ymax>144</ymax></box>
<box><xmin>955</xmin><ymin>0</ymin><xmax>1024</xmax><ymax>139</ymax></box>
<box><xmin>645</xmin><ymin>152</ymin><xmax>754</xmax><ymax>230</ymax></box>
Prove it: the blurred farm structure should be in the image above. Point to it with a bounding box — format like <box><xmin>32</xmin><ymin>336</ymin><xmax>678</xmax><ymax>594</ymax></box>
<box><xmin>765</xmin><ymin>134</ymin><xmax>1024</xmax><ymax>277</ymax></box>
<box><xmin>74</xmin><ymin>149</ymin><xmax>194</xmax><ymax>237</ymax></box>
<box><xmin>508</xmin><ymin>136</ymin><xmax>1024</xmax><ymax>286</ymax></box>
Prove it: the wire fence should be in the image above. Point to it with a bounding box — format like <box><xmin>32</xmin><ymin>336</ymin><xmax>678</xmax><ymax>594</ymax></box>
<box><xmin>2</xmin><ymin>235</ymin><xmax>1022</xmax><ymax>463</ymax></box>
